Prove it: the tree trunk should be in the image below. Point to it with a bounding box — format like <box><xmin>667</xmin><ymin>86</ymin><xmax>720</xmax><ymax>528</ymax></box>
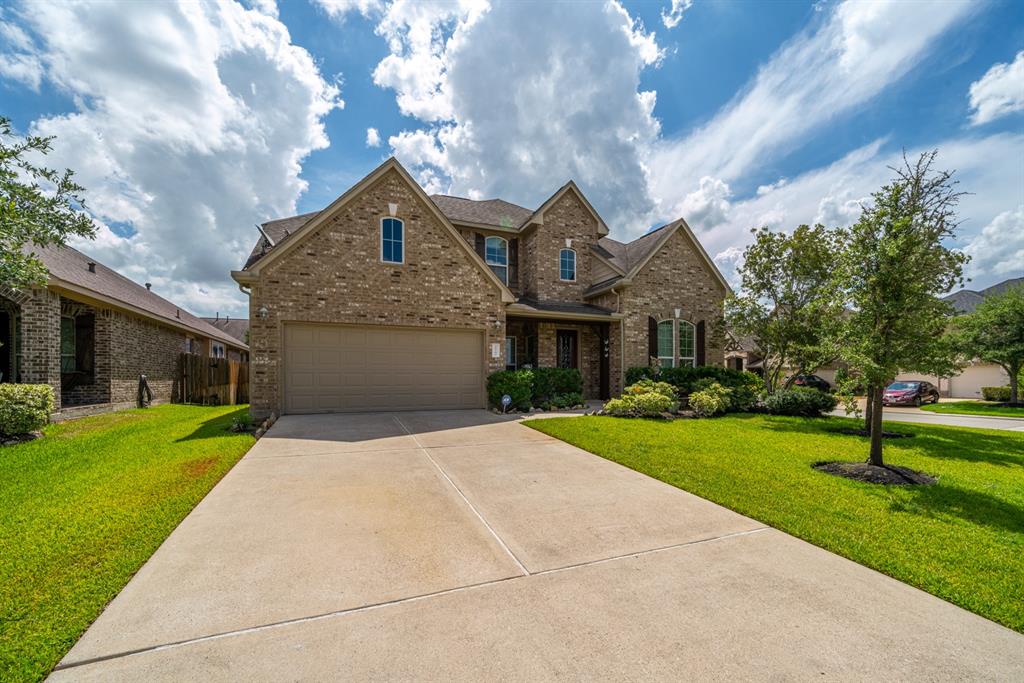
<box><xmin>863</xmin><ymin>383</ymin><xmax>874</xmax><ymax>434</ymax></box>
<box><xmin>868</xmin><ymin>388</ymin><xmax>885</xmax><ymax>466</ymax></box>
<box><xmin>1010</xmin><ymin>362</ymin><xmax>1020</xmax><ymax>405</ymax></box>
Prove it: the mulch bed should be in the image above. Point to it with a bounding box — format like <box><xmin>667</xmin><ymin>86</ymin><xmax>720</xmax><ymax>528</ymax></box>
<box><xmin>831</xmin><ymin>427</ymin><xmax>914</xmax><ymax>439</ymax></box>
<box><xmin>1</xmin><ymin>431</ymin><xmax>43</xmax><ymax>447</ymax></box>
<box><xmin>813</xmin><ymin>461</ymin><xmax>936</xmax><ymax>486</ymax></box>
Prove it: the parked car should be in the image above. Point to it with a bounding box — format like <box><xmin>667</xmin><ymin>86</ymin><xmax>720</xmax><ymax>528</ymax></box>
<box><xmin>882</xmin><ymin>380</ymin><xmax>940</xmax><ymax>407</ymax></box>
<box><xmin>791</xmin><ymin>374</ymin><xmax>831</xmax><ymax>392</ymax></box>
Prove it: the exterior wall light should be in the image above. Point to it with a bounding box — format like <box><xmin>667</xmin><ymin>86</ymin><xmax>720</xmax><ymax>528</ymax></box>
<box><xmin>257</xmin><ymin>305</ymin><xmax>269</xmax><ymax>319</ymax></box>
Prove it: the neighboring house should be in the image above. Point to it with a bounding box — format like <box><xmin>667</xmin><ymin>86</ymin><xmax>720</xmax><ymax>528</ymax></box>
<box><xmin>724</xmin><ymin>330</ymin><xmax>763</xmax><ymax>375</ymax></box>
<box><xmin>0</xmin><ymin>244</ymin><xmax>247</xmax><ymax>416</ymax></box>
<box><xmin>201</xmin><ymin>314</ymin><xmax>250</xmax><ymax>359</ymax></box>
<box><xmin>233</xmin><ymin>157</ymin><xmax>730</xmax><ymax>417</ymax></box>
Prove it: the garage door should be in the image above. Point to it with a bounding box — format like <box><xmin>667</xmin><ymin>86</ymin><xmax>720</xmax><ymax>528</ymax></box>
<box><xmin>283</xmin><ymin>323</ymin><xmax>485</xmax><ymax>413</ymax></box>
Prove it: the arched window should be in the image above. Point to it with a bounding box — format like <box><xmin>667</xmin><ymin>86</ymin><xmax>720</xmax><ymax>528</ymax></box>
<box><xmin>381</xmin><ymin>217</ymin><xmax>404</xmax><ymax>264</ymax></box>
<box><xmin>559</xmin><ymin>248</ymin><xmax>576</xmax><ymax>281</ymax></box>
<box><xmin>485</xmin><ymin>236</ymin><xmax>508</xmax><ymax>284</ymax></box>
<box><xmin>678</xmin><ymin>320</ymin><xmax>696</xmax><ymax>368</ymax></box>
<box><xmin>657</xmin><ymin>320</ymin><xmax>674</xmax><ymax>368</ymax></box>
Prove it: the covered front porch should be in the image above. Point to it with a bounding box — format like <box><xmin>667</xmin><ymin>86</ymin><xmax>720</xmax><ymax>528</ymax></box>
<box><xmin>504</xmin><ymin>299</ymin><xmax>622</xmax><ymax>400</ymax></box>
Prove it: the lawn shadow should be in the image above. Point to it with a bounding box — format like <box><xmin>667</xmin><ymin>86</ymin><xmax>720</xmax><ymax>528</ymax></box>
<box><xmin>175</xmin><ymin>406</ymin><xmax>252</xmax><ymax>442</ymax></box>
<box><xmin>886</xmin><ymin>483</ymin><xmax>1024</xmax><ymax>535</ymax></box>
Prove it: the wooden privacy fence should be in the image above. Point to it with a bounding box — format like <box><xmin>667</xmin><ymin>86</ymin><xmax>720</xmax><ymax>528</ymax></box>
<box><xmin>174</xmin><ymin>353</ymin><xmax>249</xmax><ymax>406</ymax></box>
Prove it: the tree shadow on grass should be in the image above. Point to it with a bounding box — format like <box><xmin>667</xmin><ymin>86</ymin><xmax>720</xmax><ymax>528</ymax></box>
<box><xmin>175</xmin><ymin>406</ymin><xmax>252</xmax><ymax>442</ymax></box>
<box><xmin>885</xmin><ymin>483</ymin><xmax>1024</xmax><ymax>535</ymax></box>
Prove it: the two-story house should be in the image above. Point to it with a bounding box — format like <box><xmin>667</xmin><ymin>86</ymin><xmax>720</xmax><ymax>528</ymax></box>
<box><xmin>232</xmin><ymin>157</ymin><xmax>729</xmax><ymax>417</ymax></box>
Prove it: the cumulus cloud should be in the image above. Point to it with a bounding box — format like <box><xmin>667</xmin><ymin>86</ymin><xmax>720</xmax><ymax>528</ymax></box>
<box><xmin>962</xmin><ymin>206</ymin><xmax>1024</xmax><ymax>280</ymax></box>
<box><xmin>0</xmin><ymin>0</ymin><xmax>340</xmax><ymax>317</ymax></box>
<box><xmin>661</xmin><ymin>0</ymin><xmax>693</xmax><ymax>30</ymax></box>
<box><xmin>0</xmin><ymin>19</ymin><xmax>42</xmax><ymax>89</ymax></box>
<box><xmin>968</xmin><ymin>50</ymin><xmax>1024</xmax><ymax>126</ymax></box>
<box><xmin>679</xmin><ymin>176</ymin><xmax>732</xmax><ymax>231</ymax></box>
<box><xmin>313</xmin><ymin>0</ymin><xmax>383</xmax><ymax>21</ymax></box>
<box><xmin>365</xmin><ymin>127</ymin><xmax>381</xmax><ymax>147</ymax></box>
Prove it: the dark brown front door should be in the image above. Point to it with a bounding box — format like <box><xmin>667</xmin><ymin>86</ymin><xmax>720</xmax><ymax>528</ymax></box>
<box><xmin>556</xmin><ymin>330</ymin><xmax>578</xmax><ymax>369</ymax></box>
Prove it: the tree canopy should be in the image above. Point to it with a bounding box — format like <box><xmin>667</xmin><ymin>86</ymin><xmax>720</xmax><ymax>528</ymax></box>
<box><xmin>949</xmin><ymin>284</ymin><xmax>1024</xmax><ymax>404</ymax></box>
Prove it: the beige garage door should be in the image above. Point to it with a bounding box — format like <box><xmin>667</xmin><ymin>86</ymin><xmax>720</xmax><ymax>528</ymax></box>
<box><xmin>283</xmin><ymin>323</ymin><xmax>485</xmax><ymax>413</ymax></box>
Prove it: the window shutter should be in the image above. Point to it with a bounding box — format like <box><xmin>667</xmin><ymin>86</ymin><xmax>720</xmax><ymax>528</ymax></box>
<box><xmin>696</xmin><ymin>320</ymin><xmax>706</xmax><ymax>366</ymax></box>
<box><xmin>509</xmin><ymin>238</ymin><xmax>519</xmax><ymax>286</ymax></box>
<box><xmin>474</xmin><ymin>233</ymin><xmax>485</xmax><ymax>259</ymax></box>
<box><xmin>648</xmin><ymin>316</ymin><xmax>658</xmax><ymax>359</ymax></box>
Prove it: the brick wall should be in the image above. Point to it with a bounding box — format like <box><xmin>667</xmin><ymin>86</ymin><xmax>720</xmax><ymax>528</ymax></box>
<box><xmin>107</xmin><ymin>310</ymin><xmax>187</xmax><ymax>405</ymax></box>
<box><xmin>535</xmin><ymin>322</ymin><xmax>602</xmax><ymax>399</ymax></box>
<box><xmin>18</xmin><ymin>288</ymin><xmax>61</xmax><ymax>406</ymax></box>
<box><xmin>248</xmin><ymin>167</ymin><xmax>507</xmax><ymax>418</ymax></box>
<box><xmin>520</xmin><ymin>191</ymin><xmax>597</xmax><ymax>302</ymax></box>
<box><xmin>61</xmin><ymin>302</ymin><xmax>112</xmax><ymax>406</ymax></box>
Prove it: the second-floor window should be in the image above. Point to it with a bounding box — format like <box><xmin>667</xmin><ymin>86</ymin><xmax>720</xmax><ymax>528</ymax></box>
<box><xmin>381</xmin><ymin>217</ymin><xmax>404</xmax><ymax>264</ymax></box>
<box><xmin>486</xmin><ymin>236</ymin><xmax>508</xmax><ymax>284</ymax></box>
<box><xmin>559</xmin><ymin>248</ymin><xmax>576</xmax><ymax>281</ymax></box>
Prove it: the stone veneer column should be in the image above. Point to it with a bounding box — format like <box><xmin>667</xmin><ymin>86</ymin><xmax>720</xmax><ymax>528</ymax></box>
<box><xmin>19</xmin><ymin>288</ymin><xmax>62</xmax><ymax>407</ymax></box>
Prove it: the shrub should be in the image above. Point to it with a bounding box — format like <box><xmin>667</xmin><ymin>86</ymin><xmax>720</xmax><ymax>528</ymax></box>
<box><xmin>532</xmin><ymin>368</ymin><xmax>583</xmax><ymax>403</ymax></box>
<box><xmin>486</xmin><ymin>370</ymin><xmax>533</xmax><ymax>410</ymax></box>
<box><xmin>981</xmin><ymin>386</ymin><xmax>1011</xmax><ymax>402</ymax></box>
<box><xmin>623</xmin><ymin>379</ymin><xmax>678</xmax><ymax>400</ymax></box>
<box><xmin>549</xmin><ymin>392</ymin><xmax>584</xmax><ymax>409</ymax></box>
<box><xmin>689</xmin><ymin>382</ymin><xmax>731</xmax><ymax>417</ymax></box>
<box><xmin>626</xmin><ymin>366</ymin><xmax>761</xmax><ymax>411</ymax></box>
<box><xmin>763</xmin><ymin>387</ymin><xmax>838</xmax><ymax>417</ymax></box>
<box><xmin>0</xmin><ymin>384</ymin><xmax>54</xmax><ymax>436</ymax></box>
<box><xmin>604</xmin><ymin>392</ymin><xmax>674</xmax><ymax>417</ymax></box>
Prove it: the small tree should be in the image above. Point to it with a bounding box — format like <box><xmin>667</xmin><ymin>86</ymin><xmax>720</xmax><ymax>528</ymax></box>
<box><xmin>1</xmin><ymin>116</ymin><xmax>95</xmax><ymax>289</ymax></box>
<box><xmin>949</xmin><ymin>284</ymin><xmax>1024</xmax><ymax>404</ymax></box>
<box><xmin>839</xmin><ymin>151</ymin><xmax>967</xmax><ymax>466</ymax></box>
<box><xmin>725</xmin><ymin>224</ymin><xmax>846</xmax><ymax>394</ymax></box>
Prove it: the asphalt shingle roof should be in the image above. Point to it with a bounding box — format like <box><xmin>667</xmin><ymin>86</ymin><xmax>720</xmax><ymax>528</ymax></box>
<box><xmin>200</xmin><ymin>316</ymin><xmax>250</xmax><ymax>345</ymax></box>
<box><xmin>942</xmin><ymin>277</ymin><xmax>1024</xmax><ymax>314</ymax></box>
<box><xmin>429</xmin><ymin>195</ymin><xmax>534</xmax><ymax>229</ymax></box>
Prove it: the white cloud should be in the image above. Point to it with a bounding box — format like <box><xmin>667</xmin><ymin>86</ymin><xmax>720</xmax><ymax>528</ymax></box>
<box><xmin>0</xmin><ymin>0</ymin><xmax>341</xmax><ymax>317</ymax></box>
<box><xmin>650</xmin><ymin>0</ymin><xmax>974</xmax><ymax>225</ymax></box>
<box><xmin>962</xmin><ymin>206</ymin><xmax>1024</xmax><ymax>280</ymax></box>
<box><xmin>968</xmin><ymin>50</ymin><xmax>1024</xmax><ymax>126</ymax></box>
<box><xmin>365</xmin><ymin>126</ymin><xmax>381</xmax><ymax>147</ymax></box>
<box><xmin>313</xmin><ymin>0</ymin><xmax>384</xmax><ymax>21</ymax></box>
<box><xmin>679</xmin><ymin>176</ymin><xmax>732</xmax><ymax>231</ymax></box>
<box><xmin>661</xmin><ymin>0</ymin><xmax>693</xmax><ymax>30</ymax></box>
<box><xmin>0</xmin><ymin>20</ymin><xmax>42</xmax><ymax>89</ymax></box>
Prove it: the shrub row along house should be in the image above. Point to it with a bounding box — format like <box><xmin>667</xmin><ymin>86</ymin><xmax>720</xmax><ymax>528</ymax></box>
<box><xmin>1</xmin><ymin>244</ymin><xmax>247</xmax><ymax>417</ymax></box>
<box><xmin>233</xmin><ymin>158</ymin><xmax>729</xmax><ymax>417</ymax></box>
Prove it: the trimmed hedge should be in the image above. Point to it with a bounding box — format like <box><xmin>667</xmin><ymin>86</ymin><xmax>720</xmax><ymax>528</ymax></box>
<box><xmin>486</xmin><ymin>368</ymin><xmax>583</xmax><ymax>410</ymax></box>
<box><xmin>689</xmin><ymin>382</ymin><xmax>731</xmax><ymax>417</ymax></box>
<box><xmin>981</xmin><ymin>386</ymin><xmax>1011</xmax><ymax>402</ymax></box>
<box><xmin>626</xmin><ymin>365</ymin><xmax>763</xmax><ymax>412</ymax></box>
<box><xmin>0</xmin><ymin>384</ymin><xmax>54</xmax><ymax>436</ymax></box>
<box><xmin>763</xmin><ymin>387</ymin><xmax>838</xmax><ymax>417</ymax></box>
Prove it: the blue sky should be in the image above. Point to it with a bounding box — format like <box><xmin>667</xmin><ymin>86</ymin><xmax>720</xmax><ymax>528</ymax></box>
<box><xmin>1</xmin><ymin>0</ymin><xmax>1022</xmax><ymax>317</ymax></box>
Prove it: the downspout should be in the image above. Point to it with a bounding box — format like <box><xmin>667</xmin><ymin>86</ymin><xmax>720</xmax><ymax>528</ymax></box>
<box><xmin>614</xmin><ymin>284</ymin><xmax>625</xmax><ymax>394</ymax></box>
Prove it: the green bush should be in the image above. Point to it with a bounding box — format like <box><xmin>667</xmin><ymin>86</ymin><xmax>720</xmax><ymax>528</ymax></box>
<box><xmin>532</xmin><ymin>368</ymin><xmax>583</xmax><ymax>403</ymax></box>
<box><xmin>623</xmin><ymin>379</ymin><xmax>678</xmax><ymax>400</ymax></box>
<box><xmin>689</xmin><ymin>382</ymin><xmax>732</xmax><ymax>417</ymax></box>
<box><xmin>486</xmin><ymin>370</ymin><xmax>533</xmax><ymax>410</ymax></box>
<box><xmin>549</xmin><ymin>392</ymin><xmax>584</xmax><ymax>409</ymax></box>
<box><xmin>626</xmin><ymin>366</ymin><xmax>761</xmax><ymax>411</ymax></box>
<box><xmin>0</xmin><ymin>384</ymin><xmax>54</xmax><ymax>436</ymax></box>
<box><xmin>764</xmin><ymin>387</ymin><xmax>838</xmax><ymax>417</ymax></box>
<box><xmin>981</xmin><ymin>386</ymin><xmax>1011</xmax><ymax>402</ymax></box>
<box><xmin>604</xmin><ymin>392</ymin><xmax>674</xmax><ymax>417</ymax></box>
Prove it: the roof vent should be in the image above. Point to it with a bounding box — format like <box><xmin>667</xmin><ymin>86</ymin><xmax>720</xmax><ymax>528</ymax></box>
<box><xmin>176</xmin><ymin>309</ymin><xmax>180</xmax><ymax>319</ymax></box>
<box><xmin>87</xmin><ymin>262</ymin><xmax>96</xmax><ymax>273</ymax></box>
<box><xmin>145</xmin><ymin>282</ymin><xmax>152</xmax><ymax>291</ymax></box>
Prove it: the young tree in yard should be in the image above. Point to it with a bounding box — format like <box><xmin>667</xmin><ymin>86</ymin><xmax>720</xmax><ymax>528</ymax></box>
<box><xmin>725</xmin><ymin>224</ymin><xmax>846</xmax><ymax>393</ymax></box>
<box><xmin>950</xmin><ymin>284</ymin><xmax>1024</xmax><ymax>404</ymax></box>
<box><xmin>839</xmin><ymin>151</ymin><xmax>968</xmax><ymax>467</ymax></box>
<box><xmin>1</xmin><ymin>116</ymin><xmax>95</xmax><ymax>289</ymax></box>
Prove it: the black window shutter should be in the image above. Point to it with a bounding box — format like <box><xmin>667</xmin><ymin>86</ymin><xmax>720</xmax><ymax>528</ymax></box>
<box><xmin>509</xmin><ymin>238</ymin><xmax>519</xmax><ymax>286</ymax></box>
<box><xmin>474</xmin><ymin>233</ymin><xmax>485</xmax><ymax>259</ymax></box>
<box><xmin>696</xmin><ymin>320</ymin><xmax>706</xmax><ymax>366</ymax></box>
<box><xmin>648</xmin><ymin>316</ymin><xmax>658</xmax><ymax>359</ymax></box>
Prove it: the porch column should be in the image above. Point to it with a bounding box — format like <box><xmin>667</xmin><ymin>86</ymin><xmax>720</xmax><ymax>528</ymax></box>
<box><xmin>19</xmin><ymin>288</ymin><xmax>62</xmax><ymax>408</ymax></box>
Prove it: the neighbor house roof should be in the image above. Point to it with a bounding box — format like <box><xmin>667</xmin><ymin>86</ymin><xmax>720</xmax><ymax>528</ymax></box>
<box><xmin>32</xmin><ymin>244</ymin><xmax>246</xmax><ymax>349</ymax></box>
<box><xmin>201</xmin><ymin>315</ymin><xmax>249</xmax><ymax>345</ymax></box>
<box><xmin>942</xmin><ymin>277</ymin><xmax>1024</xmax><ymax>314</ymax></box>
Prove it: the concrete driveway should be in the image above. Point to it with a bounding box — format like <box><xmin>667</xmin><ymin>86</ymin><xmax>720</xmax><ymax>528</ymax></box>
<box><xmin>52</xmin><ymin>411</ymin><xmax>1023</xmax><ymax>680</ymax></box>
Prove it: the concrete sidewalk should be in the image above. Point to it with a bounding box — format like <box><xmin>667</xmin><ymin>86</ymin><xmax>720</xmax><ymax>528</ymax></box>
<box><xmin>51</xmin><ymin>411</ymin><xmax>1024</xmax><ymax>681</ymax></box>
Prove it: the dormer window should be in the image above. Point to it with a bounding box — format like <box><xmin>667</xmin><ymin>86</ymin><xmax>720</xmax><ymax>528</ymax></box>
<box><xmin>485</xmin><ymin>236</ymin><xmax>508</xmax><ymax>284</ymax></box>
<box><xmin>559</xmin><ymin>248</ymin><xmax>576</xmax><ymax>282</ymax></box>
<box><xmin>381</xmin><ymin>217</ymin><xmax>404</xmax><ymax>264</ymax></box>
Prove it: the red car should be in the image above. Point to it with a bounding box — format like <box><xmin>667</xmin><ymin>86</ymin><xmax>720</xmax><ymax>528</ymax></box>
<box><xmin>882</xmin><ymin>380</ymin><xmax>940</xmax><ymax>407</ymax></box>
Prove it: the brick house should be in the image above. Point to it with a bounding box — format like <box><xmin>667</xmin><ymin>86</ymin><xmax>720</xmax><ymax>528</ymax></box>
<box><xmin>1</xmin><ymin>244</ymin><xmax>247</xmax><ymax>416</ymax></box>
<box><xmin>233</xmin><ymin>158</ymin><xmax>729</xmax><ymax>417</ymax></box>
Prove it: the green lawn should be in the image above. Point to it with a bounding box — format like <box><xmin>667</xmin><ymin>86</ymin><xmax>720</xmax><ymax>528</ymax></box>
<box><xmin>0</xmin><ymin>405</ymin><xmax>255</xmax><ymax>682</ymax></box>
<box><xmin>527</xmin><ymin>414</ymin><xmax>1024</xmax><ymax>633</ymax></box>
<box><xmin>921</xmin><ymin>400</ymin><xmax>1024</xmax><ymax>418</ymax></box>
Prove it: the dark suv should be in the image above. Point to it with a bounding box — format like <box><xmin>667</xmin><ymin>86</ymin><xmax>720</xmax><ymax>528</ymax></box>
<box><xmin>791</xmin><ymin>374</ymin><xmax>831</xmax><ymax>392</ymax></box>
<box><xmin>882</xmin><ymin>380</ymin><xmax>940</xmax><ymax>407</ymax></box>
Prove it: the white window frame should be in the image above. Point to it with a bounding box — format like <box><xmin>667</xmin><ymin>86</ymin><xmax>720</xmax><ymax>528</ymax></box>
<box><xmin>485</xmin><ymin>236</ymin><xmax>508</xmax><ymax>285</ymax></box>
<box><xmin>678</xmin><ymin>319</ymin><xmax>696</xmax><ymax>368</ymax></box>
<box><xmin>559</xmin><ymin>248</ymin><xmax>577</xmax><ymax>282</ymax></box>
<box><xmin>657</xmin><ymin>319</ymin><xmax>675</xmax><ymax>368</ymax></box>
<box><xmin>505</xmin><ymin>335</ymin><xmax>516</xmax><ymax>370</ymax></box>
<box><xmin>211</xmin><ymin>342</ymin><xmax>226</xmax><ymax>359</ymax></box>
<box><xmin>380</xmin><ymin>217</ymin><xmax>404</xmax><ymax>265</ymax></box>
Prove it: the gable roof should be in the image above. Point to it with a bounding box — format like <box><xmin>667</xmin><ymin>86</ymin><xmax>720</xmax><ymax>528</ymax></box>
<box><xmin>429</xmin><ymin>195</ymin><xmax>533</xmax><ymax>230</ymax></box>
<box><xmin>201</xmin><ymin>315</ymin><xmax>249</xmax><ymax>345</ymax></box>
<box><xmin>233</xmin><ymin>157</ymin><xmax>515</xmax><ymax>303</ymax></box>
<box><xmin>31</xmin><ymin>244</ymin><xmax>246</xmax><ymax>348</ymax></box>
<box><xmin>943</xmin><ymin>277</ymin><xmax>1024</xmax><ymax>314</ymax></box>
<box><xmin>521</xmin><ymin>181</ymin><xmax>609</xmax><ymax>236</ymax></box>
<box><xmin>244</xmin><ymin>211</ymin><xmax>317</xmax><ymax>269</ymax></box>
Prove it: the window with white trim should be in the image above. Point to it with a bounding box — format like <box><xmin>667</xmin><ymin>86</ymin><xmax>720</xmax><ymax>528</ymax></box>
<box><xmin>381</xmin><ymin>217</ymin><xmax>404</xmax><ymax>264</ymax></box>
<box><xmin>559</xmin><ymin>248</ymin><xmax>576</xmax><ymax>281</ymax></box>
<box><xmin>678</xmin><ymin>320</ymin><xmax>696</xmax><ymax>368</ymax></box>
<box><xmin>505</xmin><ymin>336</ymin><xmax>516</xmax><ymax>370</ymax></box>
<box><xmin>486</xmin><ymin>236</ymin><xmax>508</xmax><ymax>284</ymax></box>
<box><xmin>657</xmin><ymin>320</ymin><xmax>674</xmax><ymax>368</ymax></box>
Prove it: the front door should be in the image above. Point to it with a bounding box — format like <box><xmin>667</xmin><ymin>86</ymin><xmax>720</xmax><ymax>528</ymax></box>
<box><xmin>556</xmin><ymin>330</ymin><xmax>578</xmax><ymax>369</ymax></box>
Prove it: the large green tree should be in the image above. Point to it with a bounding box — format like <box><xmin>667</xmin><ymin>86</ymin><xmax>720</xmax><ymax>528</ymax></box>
<box><xmin>1</xmin><ymin>116</ymin><xmax>95</xmax><ymax>289</ymax></box>
<box><xmin>839</xmin><ymin>151</ymin><xmax>967</xmax><ymax>466</ymax></box>
<box><xmin>949</xmin><ymin>284</ymin><xmax>1024</xmax><ymax>404</ymax></box>
<box><xmin>725</xmin><ymin>224</ymin><xmax>846</xmax><ymax>393</ymax></box>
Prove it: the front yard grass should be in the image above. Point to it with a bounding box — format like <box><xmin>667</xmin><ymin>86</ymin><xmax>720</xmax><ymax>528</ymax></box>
<box><xmin>921</xmin><ymin>400</ymin><xmax>1024</xmax><ymax>418</ymax></box>
<box><xmin>0</xmin><ymin>404</ymin><xmax>255</xmax><ymax>682</ymax></box>
<box><xmin>526</xmin><ymin>414</ymin><xmax>1024</xmax><ymax>633</ymax></box>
